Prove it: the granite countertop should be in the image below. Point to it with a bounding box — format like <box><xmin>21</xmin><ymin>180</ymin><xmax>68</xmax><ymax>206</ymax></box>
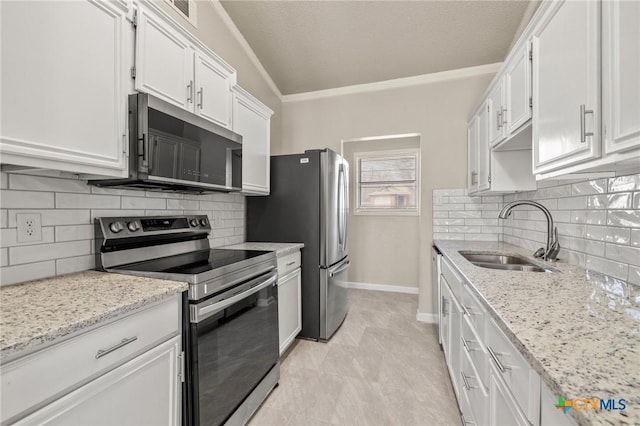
<box><xmin>223</xmin><ymin>242</ymin><xmax>304</xmax><ymax>257</ymax></box>
<box><xmin>434</xmin><ymin>240</ymin><xmax>639</xmax><ymax>426</ymax></box>
<box><xmin>0</xmin><ymin>271</ymin><xmax>187</xmax><ymax>362</ymax></box>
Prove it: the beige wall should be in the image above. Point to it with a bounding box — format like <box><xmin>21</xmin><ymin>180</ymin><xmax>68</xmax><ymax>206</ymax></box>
<box><xmin>342</xmin><ymin>136</ymin><xmax>420</xmax><ymax>288</ymax></box>
<box><xmin>279</xmin><ymin>73</ymin><xmax>494</xmax><ymax>314</ymax></box>
<box><xmin>155</xmin><ymin>0</ymin><xmax>282</xmax><ymax>145</ymax></box>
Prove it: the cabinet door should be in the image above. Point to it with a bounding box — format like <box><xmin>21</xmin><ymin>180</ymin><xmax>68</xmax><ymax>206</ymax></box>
<box><xmin>442</xmin><ymin>280</ymin><xmax>462</xmax><ymax>399</ymax></box>
<box><xmin>467</xmin><ymin>116</ymin><xmax>479</xmax><ymax>193</ymax></box>
<box><xmin>194</xmin><ymin>51</ymin><xmax>234</xmax><ymax>129</ymax></box>
<box><xmin>232</xmin><ymin>88</ymin><xmax>273</xmax><ymax>195</ymax></box>
<box><xmin>602</xmin><ymin>0</ymin><xmax>640</xmax><ymax>154</ymax></box>
<box><xmin>0</xmin><ymin>0</ymin><xmax>128</xmax><ymax>177</ymax></box>
<box><xmin>505</xmin><ymin>44</ymin><xmax>532</xmax><ymax>135</ymax></box>
<box><xmin>440</xmin><ymin>277</ymin><xmax>451</xmax><ymax>362</ymax></box>
<box><xmin>17</xmin><ymin>336</ymin><xmax>181</xmax><ymax>426</ymax></box>
<box><xmin>477</xmin><ymin>103</ymin><xmax>491</xmax><ymax>192</ymax></box>
<box><xmin>488</xmin><ymin>363</ymin><xmax>529</xmax><ymax>426</ymax></box>
<box><xmin>135</xmin><ymin>7</ymin><xmax>193</xmax><ymax>110</ymax></box>
<box><xmin>278</xmin><ymin>268</ymin><xmax>302</xmax><ymax>355</ymax></box>
<box><xmin>532</xmin><ymin>0</ymin><xmax>600</xmax><ymax>174</ymax></box>
<box><xmin>488</xmin><ymin>78</ymin><xmax>506</xmax><ymax>147</ymax></box>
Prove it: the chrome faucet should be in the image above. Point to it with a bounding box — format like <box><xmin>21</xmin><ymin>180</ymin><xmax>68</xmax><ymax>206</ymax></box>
<box><xmin>498</xmin><ymin>200</ymin><xmax>560</xmax><ymax>261</ymax></box>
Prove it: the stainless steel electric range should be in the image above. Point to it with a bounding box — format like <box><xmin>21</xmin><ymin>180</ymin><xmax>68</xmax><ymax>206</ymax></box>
<box><xmin>95</xmin><ymin>215</ymin><xmax>279</xmax><ymax>426</ymax></box>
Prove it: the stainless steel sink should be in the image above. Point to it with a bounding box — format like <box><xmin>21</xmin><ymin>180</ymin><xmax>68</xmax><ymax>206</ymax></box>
<box><xmin>459</xmin><ymin>251</ymin><xmax>553</xmax><ymax>273</ymax></box>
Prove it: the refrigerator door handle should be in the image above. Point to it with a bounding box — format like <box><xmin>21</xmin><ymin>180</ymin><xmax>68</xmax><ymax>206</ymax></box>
<box><xmin>341</xmin><ymin>163</ymin><xmax>348</xmax><ymax>252</ymax></box>
<box><xmin>329</xmin><ymin>259</ymin><xmax>350</xmax><ymax>278</ymax></box>
<box><xmin>337</xmin><ymin>165</ymin><xmax>344</xmax><ymax>247</ymax></box>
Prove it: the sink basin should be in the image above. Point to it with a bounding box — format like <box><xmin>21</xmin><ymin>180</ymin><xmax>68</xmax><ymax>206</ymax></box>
<box><xmin>459</xmin><ymin>251</ymin><xmax>553</xmax><ymax>273</ymax></box>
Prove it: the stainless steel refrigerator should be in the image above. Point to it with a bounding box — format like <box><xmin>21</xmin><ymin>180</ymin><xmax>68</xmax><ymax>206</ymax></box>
<box><xmin>247</xmin><ymin>148</ymin><xmax>349</xmax><ymax>340</ymax></box>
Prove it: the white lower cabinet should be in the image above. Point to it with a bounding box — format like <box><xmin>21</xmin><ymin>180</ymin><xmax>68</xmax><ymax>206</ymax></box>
<box><xmin>276</xmin><ymin>250</ymin><xmax>302</xmax><ymax>355</ymax></box>
<box><xmin>1</xmin><ymin>295</ymin><xmax>182</xmax><ymax>425</ymax></box>
<box><xmin>438</xmin><ymin>257</ymin><xmax>547</xmax><ymax>426</ymax></box>
<box><xmin>16</xmin><ymin>336</ymin><xmax>181</xmax><ymax>425</ymax></box>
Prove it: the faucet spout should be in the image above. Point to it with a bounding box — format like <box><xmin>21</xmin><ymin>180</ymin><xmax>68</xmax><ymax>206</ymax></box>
<box><xmin>498</xmin><ymin>200</ymin><xmax>560</xmax><ymax>261</ymax></box>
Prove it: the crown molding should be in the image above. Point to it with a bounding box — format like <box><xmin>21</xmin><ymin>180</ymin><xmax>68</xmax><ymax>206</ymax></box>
<box><xmin>209</xmin><ymin>0</ymin><xmax>282</xmax><ymax>100</ymax></box>
<box><xmin>282</xmin><ymin>62</ymin><xmax>502</xmax><ymax>103</ymax></box>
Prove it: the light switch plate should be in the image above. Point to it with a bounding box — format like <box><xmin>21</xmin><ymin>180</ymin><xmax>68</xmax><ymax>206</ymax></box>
<box><xmin>17</xmin><ymin>213</ymin><xmax>42</xmax><ymax>243</ymax></box>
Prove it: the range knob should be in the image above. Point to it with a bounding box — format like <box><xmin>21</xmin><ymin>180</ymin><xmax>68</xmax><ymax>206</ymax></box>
<box><xmin>109</xmin><ymin>221</ymin><xmax>124</xmax><ymax>233</ymax></box>
<box><xmin>199</xmin><ymin>218</ymin><xmax>208</xmax><ymax>227</ymax></box>
<box><xmin>190</xmin><ymin>219</ymin><xmax>199</xmax><ymax>227</ymax></box>
<box><xmin>127</xmin><ymin>221</ymin><xmax>140</xmax><ymax>232</ymax></box>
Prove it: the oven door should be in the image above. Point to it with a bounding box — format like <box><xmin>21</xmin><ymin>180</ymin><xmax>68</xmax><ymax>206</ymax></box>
<box><xmin>188</xmin><ymin>271</ymin><xmax>278</xmax><ymax>426</ymax></box>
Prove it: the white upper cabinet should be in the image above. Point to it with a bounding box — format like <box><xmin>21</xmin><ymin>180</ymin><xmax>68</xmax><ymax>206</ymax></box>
<box><xmin>477</xmin><ymin>103</ymin><xmax>491</xmax><ymax>192</ymax></box>
<box><xmin>467</xmin><ymin>115</ymin><xmax>479</xmax><ymax>193</ymax></box>
<box><xmin>0</xmin><ymin>0</ymin><xmax>129</xmax><ymax>177</ymax></box>
<box><xmin>135</xmin><ymin>7</ymin><xmax>193</xmax><ymax>110</ymax></box>
<box><xmin>531</xmin><ymin>0</ymin><xmax>601</xmax><ymax>174</ymax></box>
<box><xmin>602</xmin><ymin>0</ymin><xmax>640</xmax><ymax>155</ymax></box>
<box><xmin>232</xmin><ymin>86</ymin><xmax>273</xmax><ymax>195</ymax></box>
<box><xmin>504</xmin><ymin>43</ymin><xmax>532</xmax><ymax>135</ymax></box>
<box><xmin>194</xmin><ymin>52</ymin><xmax>234</xmax><ymax>129</ymax></box>
<box><xmin>135</xmin><ymin>3</ymin><xmax>236</xmax><ymax>130</ymax></box>
<box><xmin>488</xmin><ymin>77</ymin><xmax>506</xmax><ymax>147</ymax></box>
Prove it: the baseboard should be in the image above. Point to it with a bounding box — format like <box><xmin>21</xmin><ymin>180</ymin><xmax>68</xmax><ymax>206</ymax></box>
<box><xmin>416</xmin><ymin>312</ymin><xmax>438</xmax><ymax>324</ymax></box>
<box><xmin>347</xmin><ymin>281</ymin><xmax>419</xmax><ymax>294</ymax></box>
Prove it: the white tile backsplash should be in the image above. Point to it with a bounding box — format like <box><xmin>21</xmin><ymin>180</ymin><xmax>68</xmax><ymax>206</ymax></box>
<box><xmin>433</xmin><ymin>172</ymin><xmax>640</xmax><ymax>283</ymax></box>
<box><xmin>0</xmin><ymin>173</ymin><xmax>245</xmax><ymax>286</ymax></box>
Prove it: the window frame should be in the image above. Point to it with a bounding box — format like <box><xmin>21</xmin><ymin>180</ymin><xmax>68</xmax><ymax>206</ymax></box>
<box><xmin>353</xmin><ymin>148</ymin><xmax>421</xmax><ymax>216</ymax></box>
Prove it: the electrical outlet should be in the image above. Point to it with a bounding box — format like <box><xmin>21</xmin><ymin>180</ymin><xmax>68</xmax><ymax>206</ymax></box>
<box><xmin>17</xmin><ymin>213</ymin><xmax>42</xmax><ymax>243</ymax></box>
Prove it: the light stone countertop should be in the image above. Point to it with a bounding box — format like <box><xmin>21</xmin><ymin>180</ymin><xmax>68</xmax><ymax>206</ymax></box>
<box><xmin>434</xmin><ymin>240</ymin><xmax>639</xmax><ymax>426</ymax></box>
<box><xmin>223</xmin><ymin>242</ymin><xmax>304</xmax><ymax>257</ymax></box>
<box><xmin>0</xmin><ymin>271</ymin><xmax>187</xmax><ymax>362</ymax></box>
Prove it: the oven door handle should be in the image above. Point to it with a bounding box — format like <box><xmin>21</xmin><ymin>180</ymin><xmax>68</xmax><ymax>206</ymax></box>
<box><xmin>192</xmin><ymin>273</ymin><xmax>278</xmax><ymax>323</ymax></box>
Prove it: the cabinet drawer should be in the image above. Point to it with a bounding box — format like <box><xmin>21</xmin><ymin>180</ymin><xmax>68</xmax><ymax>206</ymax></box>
<box><xmin>460</xmin><ymin>348</ymin><xmax>488</xmax><ymax>425</ymax></box>
<box><xmin>441</xmin><ymin>258</ymin><xmax>463</xmax><ymax>300</ymax></box>
<box><xmin>486</xmin><ymin>319</ymin><xmax>533</xmax><ymax>420</ymax></box>
<box><xmin>461</xmin><ymin>284</ymin><xmax>486</xmax><ymax>340</ymax></box>
<box><xmin>277</xmin><ymin>251</ymin><xmax>301</xmax><ymax>277</ymax></box>
<box><xmin>1</xmin><ymin>295</ymin><xmax>180</xmax><ymax>423</ymax></box>
<box><xmin>461</xmin><ymin>316</ymin><xmax>488</xmax><ymax>389</ymax></box>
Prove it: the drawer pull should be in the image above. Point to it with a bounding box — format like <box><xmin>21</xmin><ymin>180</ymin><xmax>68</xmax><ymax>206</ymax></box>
<box><xmin>487</xmin><ymin>345</ymin><xmax>511</xmax><ymax>373</ymax></box>
<box><xmin>461</xmin><ymin>371</ymin><xmax>476</xmax><ymax>390</ymax></box>
<box><xmin>462</xmin><ymin>304</ymin><xmax>476</xmax><ymax>316</ymax></box>
<box><xmin>461</xmin><ymin>337</ymin><xmax>476</xmax><ymax>352</ymax></box>
<box><xmin>285</xmin><ymin>261</ymin><xmax>296</xmax><ymax>266</ymax></box>
<box><xmin>95</xmin><ymin>336</ymin><xmax>138</xmax><ymax>359</ymax></box>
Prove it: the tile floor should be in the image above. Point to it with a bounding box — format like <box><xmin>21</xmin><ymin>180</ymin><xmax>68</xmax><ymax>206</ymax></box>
<box><xmin>248</xmin><ymin>289</ymin><xmax>462</xmax><ymax>425</ymax></box>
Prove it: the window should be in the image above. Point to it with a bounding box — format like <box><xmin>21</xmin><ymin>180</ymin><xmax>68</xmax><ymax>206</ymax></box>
<box><xmin>165</xmin><ymin>0</ymin><xmax>197</xmax><ymax>27</ymax></box>
<box><xmin>354</xmin><ymin>149</ymin><xmax>420</xmax><ymax>215</ymax></box>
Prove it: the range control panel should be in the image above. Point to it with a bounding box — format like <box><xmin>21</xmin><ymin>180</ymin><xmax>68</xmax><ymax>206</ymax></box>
<box><xmin>98</xmin><ymin>215</ymin><xmax>211</xmax><ymax>239</ymax></box>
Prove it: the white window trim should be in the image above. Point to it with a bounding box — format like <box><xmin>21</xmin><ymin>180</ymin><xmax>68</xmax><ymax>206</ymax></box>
<box><xmin>164</xmin><ymin>0</ymin><xmax>197</xmax><ymax>28</ymax></box>
<box><xmin>353</xmin><ymin>148</ymin><xmax>421</xmax><ymax>216</ymax></box>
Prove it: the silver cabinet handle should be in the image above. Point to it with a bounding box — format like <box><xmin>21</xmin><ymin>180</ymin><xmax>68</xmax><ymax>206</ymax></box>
<box><xmin>285</xmin><ymin>261</ymin><xmax>296</xmax><ymax>266</ymax></box>
<box><xmin>497</xmin><ymin>110</ymin><xmax>502</xmax><ymax>129</ymax></box>
<box><xmin>487</xmin><ymin>345</ymin><xmax>510</xmax><ymax>373</ymax></box>
<box><xmin>460</xmin><ymin>371</ymin><xmax>476</xmax><ymax>390</ymax></box>
<box><xmin>187</xmin><ymin>80</ymin><xmax>193</xmax><ymax>103</ymax></box>
<box><xmin>461</xmin><ymin>337</ymin><xmax>476</xmax><ymax>352</ymax></box>
<box><xmin>442</xmin><ymin>296</ymin><xmax>449</xmax><ymax>317</ymax></box>
<box><xmin>197</xmin><ymin>87</ymin><xmax>203</xmax><ymax>108</ymax></box>
<box><xmin>470</xmin><ymin>171</ymin><xmax>478</xmax><ymax>185</ymax></box>
<box><xmin>580</xmin><ymin>104</ymin><xmax>594</xmax><ymax>142</ymax></box>
<box><xmin>95</xmin><ymin>336</ymin><xmax>138</xmax><ymax>359</ymax></box>
<box><xmin>461</xmin><ymin>304</ymin><xmax>471</xmax><ymax>316</ymax></box>
<box><xmin>501</xmin><ymin>108</ymin><xmax>508</xmax><ymax>126</ymax></box>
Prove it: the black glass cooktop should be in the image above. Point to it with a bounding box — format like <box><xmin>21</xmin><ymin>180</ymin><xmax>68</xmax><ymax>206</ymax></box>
<box><xmin>115</xmin><ymin>249</ymin><xmax>272</xmax><ymax>276</ymax></box>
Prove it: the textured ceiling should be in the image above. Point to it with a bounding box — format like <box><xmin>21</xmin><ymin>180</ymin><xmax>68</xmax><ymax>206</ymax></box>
<box><xmin>219</xmin><ymin>0</ymin><xmax>537</xmax><ymax>95</ymax></box>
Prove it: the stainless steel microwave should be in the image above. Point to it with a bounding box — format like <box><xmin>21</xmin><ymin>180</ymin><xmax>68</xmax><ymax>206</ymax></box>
<box><xmin>90</xmin><ymin>93</ymin><xmax>242</xmax><ymax>193</ymax></box>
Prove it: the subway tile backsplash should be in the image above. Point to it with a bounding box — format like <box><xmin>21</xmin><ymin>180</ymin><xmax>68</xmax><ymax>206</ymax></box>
<box><xmin>0</xmin><ymin>172</ymin><xmax>245</xmax><ymax>286</ymax></box>
<box><xmin>433</xmin><ymin>172</ymin><xmax>640</xmax><ymax>285</ymax></box>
